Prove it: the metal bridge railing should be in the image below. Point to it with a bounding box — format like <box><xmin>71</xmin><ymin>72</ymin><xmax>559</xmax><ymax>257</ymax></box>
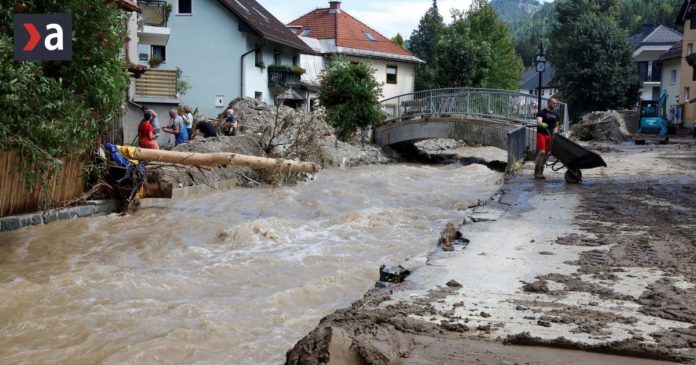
<box><xmin>379</xmin><ymin>88</ymin><xmax>570</xmax><ymax>135</ymax></box>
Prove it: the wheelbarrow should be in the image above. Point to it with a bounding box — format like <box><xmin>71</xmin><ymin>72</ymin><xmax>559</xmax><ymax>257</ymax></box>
<box><xmin>546</xmin><ymin>134</ymin><xmax>607</xmax><ymax>183</ymax></box>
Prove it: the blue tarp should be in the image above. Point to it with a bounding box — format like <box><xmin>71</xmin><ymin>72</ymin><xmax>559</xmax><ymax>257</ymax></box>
<box><xmin>104</xmin><ymin>144</ymin><xmax>145</xmax><ymax>172</ymax></box>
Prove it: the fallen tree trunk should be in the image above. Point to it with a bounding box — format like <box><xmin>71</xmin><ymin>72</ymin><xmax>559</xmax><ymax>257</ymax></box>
<box><xmin>120</xmin><ymin>147</ymin><xmax>318</xmax><ymax>174</ymax></box>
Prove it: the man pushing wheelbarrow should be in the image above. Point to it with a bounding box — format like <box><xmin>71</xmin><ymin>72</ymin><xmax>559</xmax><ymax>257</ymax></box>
<box><xmin>534</xmin><ymin>98</ymin><xmax>559</xmax><ymax>179</ymax></box>
<box><xmin>533</xmin><ymin>98</ymin><xmax>607</xmax><ymax>183</ymax></box>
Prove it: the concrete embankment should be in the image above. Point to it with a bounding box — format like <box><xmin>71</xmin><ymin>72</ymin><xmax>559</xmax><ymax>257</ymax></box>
<box><xmin>286</xmin><ymin>138</ymin><xmax>696</xmax><ymax>364</ymax></box>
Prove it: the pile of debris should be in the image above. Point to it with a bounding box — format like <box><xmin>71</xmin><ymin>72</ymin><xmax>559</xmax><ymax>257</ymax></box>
<box><xmin>570</xmin><ymin>110</ymin><xmax>637</xmax><ymax>143</ymax></box>
<box><xmin>210</xmin><ymin>98</ymin><xmax>393</xmax><ymax>167</ymax></box>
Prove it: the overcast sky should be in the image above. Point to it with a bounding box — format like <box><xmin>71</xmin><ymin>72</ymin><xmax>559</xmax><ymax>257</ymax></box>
<box><xmin>258</xmin><ymin>0</ymin><xmax>554</xmax><ymax>40</ymax></box>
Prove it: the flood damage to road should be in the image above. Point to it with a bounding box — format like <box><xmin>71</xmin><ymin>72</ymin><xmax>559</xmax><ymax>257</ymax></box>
<box><xmin>286</xmin><ymin>140</ymin><xmax>696</xmax><ymax>365</ymax></box>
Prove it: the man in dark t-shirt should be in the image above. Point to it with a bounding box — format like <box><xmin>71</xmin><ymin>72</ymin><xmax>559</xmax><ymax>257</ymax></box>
<box><xmin>193</xmin><ymin>121</ymin><xmax>218</xmax><ymax>138</ymax></box>
<box><xmin>534</xmin><ymin>98</ymin><xmax>559</xmax><ymax>179</ymax></box>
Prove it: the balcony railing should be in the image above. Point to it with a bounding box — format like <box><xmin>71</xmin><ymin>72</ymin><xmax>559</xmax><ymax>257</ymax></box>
<box><xmin>268</xmin><ymin>66</ymin><xmax>301</xmax><ymax>87</ymax></box>
<box><xmin>138</xmin><ymin>0</ymin><xmax>169</xmax><ymax>27</ymax></box>
<box><xmin>135</xmin><ymin>69</ymin><xmax>178</xmax><ymax>101</ymax></box>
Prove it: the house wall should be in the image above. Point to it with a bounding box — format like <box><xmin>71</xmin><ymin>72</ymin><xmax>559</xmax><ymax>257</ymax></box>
<box><xmin>661</xmin><ymin>58</ymin><xmax>681</xmax><ymax>114</ymax></box>
<box><xmin>300</xmin><ymin>54</ymin><xmax>326</xmax><ymax>84</ymax></box>
<box><xmin>519</xmin><ymin>88</ymin><xmax>557</xmax><ymax>98</ymax></box>
<box><xmin>635</xmin><ymin>48</ymin><xmax>671</xmax><ymax>101</ymax></box>
<box><xmin>242</xmin><ymin>38</ymin><xmax>298</xmax><ymax>106</ymax></box>
<box><xmin>681</xmin><ymin>18</ymin><xmax>696</xmax><ymax>125</ymax></box>
<box><xmin>162</xmin><ymin>1</ymin><xmax>301</xmax><ymax>116</ymax></box>
<box><xmin>349</xmin><ymin>58</ymin><xmax>415</xmax><ymax>100</ymax></box>
<box><xmin>164</xmin><ymin>0</ymin><xmax>246</xmax><ymax>117</ymax></box>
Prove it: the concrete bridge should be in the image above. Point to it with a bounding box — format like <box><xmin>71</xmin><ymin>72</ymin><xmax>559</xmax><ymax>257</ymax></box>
<box><xmin>375</xmin><ymin>88</ymin><xmax>570</xmax><ymax>167</ymax></box>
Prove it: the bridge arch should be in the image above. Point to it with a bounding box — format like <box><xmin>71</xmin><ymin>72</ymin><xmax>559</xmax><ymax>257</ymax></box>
<box><xmin>376</xmin><ymin>88</ymin><xmax>570</xmax><ymax>167</ymax></box>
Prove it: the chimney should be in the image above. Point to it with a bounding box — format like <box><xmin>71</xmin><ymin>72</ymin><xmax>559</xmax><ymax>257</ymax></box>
<box><xmin>329</xmin><ymin>1</ymin><xmax>341</xmax><ymax>13</ymax></box>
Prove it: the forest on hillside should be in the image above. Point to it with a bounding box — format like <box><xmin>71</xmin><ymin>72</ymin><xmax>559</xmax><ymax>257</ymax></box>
<box><xmin>496</xmin><ymin>0</ymin><xmax>684</xmax><ymax>66</ymax></box>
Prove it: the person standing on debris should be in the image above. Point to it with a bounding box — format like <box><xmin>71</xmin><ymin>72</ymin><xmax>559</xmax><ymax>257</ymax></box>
<box><xmin>534</xmin><ymin>98</ymin><xmax>559</xmax><ymax>179</ymax></box>
<box><xmin>182</xmin><ymin>105</ymin><xmax>194</xmax><ymax>140</ymax></box>
<box><xmin>162</xmin><ymin>108</ymin><xmax>189</xmax><ymax>145</ymax></box>
<box><xmin>138</xmin><ymin>111</ymin><xmax>159</xmax><ymax>150</ymax></box>
<box><xmin>224</xmin><ymin>108</ymin><xmax>238</xmax><ymax>136</ymax></box>
<box><xmin>193</xmin><ymin>120</ymin><xmax>218</xmax><ymax>138</ymax></box>
<box><xmin>141</xmin><ymin>105</ymin><xmax>160</xmax><ymax>137</ymax></box>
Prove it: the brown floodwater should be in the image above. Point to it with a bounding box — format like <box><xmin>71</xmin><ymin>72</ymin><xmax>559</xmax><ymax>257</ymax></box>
<box><xmin>0</xmin><ymin>163</ymin><xmax>502</xmax><ymax>364</ymax></box>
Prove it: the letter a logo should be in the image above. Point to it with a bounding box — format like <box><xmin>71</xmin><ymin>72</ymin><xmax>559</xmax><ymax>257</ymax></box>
<box><xmin>14</xmin><ymin>14</ymin><xmax>72</xmax><ymax>61</ymax></box>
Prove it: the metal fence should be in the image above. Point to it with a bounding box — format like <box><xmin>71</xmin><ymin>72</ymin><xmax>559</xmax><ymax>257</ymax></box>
<box><xmin>380</xmin><ymin>88</ymin><xmax>569</xmax><ymax>167</ymax></box>
<box><xmin>380</xmin><ymin>88</ymin><xmax>569</xmax><ymax>134</ymax></box>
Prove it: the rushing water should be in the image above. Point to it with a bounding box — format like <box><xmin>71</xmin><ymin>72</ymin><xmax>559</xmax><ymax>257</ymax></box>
<box><xmin>0</xmin><ymin>162</ymin><xmax>502</xmax><ymax>365</ymax></box>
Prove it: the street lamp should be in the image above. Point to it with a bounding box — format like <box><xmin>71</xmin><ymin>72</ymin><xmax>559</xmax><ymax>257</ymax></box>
<box><xmin>535</xmin><ymin>40</ymin><xmax>546</xmax><ymax>115</ymax></box>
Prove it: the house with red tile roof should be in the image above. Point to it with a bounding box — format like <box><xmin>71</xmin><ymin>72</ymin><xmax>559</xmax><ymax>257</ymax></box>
<box><xmin>288</xmin><ymin>1</ymin><xmax>424</xmax><ymax>108</ymax></box>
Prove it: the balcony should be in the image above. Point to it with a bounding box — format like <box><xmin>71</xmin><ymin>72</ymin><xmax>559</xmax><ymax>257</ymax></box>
<box><xmin>268</xmin><ymin>65</ymin><xmax>302</xmax><ymax>88</ymax></box>
<box><xmin>137</xmin><ymin>0</ymin><xmax>170</xmax><ymax>46</ymax></box>
<box><xmin>636</xmin><ymin>61</ymin><xmax>661</xmax><ymax>83</ymax></box>
<box><xmin>134</xmin><ymin>69</ymin><xmax>179</xmax><ymax>103</ymax></box>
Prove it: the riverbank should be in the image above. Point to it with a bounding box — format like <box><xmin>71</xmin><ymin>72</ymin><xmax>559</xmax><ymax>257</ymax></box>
<box><xmin>286</xmin><ymin>137</ymin><xmax>696</xmax><ymax>364</ymax></box>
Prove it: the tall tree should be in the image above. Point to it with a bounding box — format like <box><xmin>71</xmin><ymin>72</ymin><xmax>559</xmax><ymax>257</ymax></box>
<box><xmin>617</xmin><ymin>0</ymin><xmax>683</xmax><ymax>34</ymax></box>
<box><xmin>319</xmin><ymin>60</ymin><xmax>382</xmax><ymax>144</ymax></box>
<box><xmin>409</xmin><ymin>0</ymin><xmax>445</xmax><ymax>90</ymax></box>
<box><xmin>464</xmin><ymin>0</ymin><xmax>523</xmax><ymax>89</ymax></box>
<box><xmin>391</xmin><ymin>33</ymin><xmax>406</xmax><ymax>48</ymax></box>
<box><xmin>436</xmin><ymin>1</ymin><xmax>522</xmax><ymax>89</ymax></box>
<box><xmin>550</xmin><ymin>0</ymin><xmax>639</xmax><ymax>117</ymax></box>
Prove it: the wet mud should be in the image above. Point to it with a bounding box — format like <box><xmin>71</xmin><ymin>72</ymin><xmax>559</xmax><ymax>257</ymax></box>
<box><xmin>523</xmin><ymin>180</ymin><xmax>696</xmax><ymax>362</ymax></box>
<box><xmin>286</xmin><ymin>173</ymin><xmax>696</xmax><ymax>364</ymax></box>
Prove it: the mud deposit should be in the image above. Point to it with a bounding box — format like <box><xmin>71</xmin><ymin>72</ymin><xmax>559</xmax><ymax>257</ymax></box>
<box><xmin>286</xmin><ymin>175</ymin><xmax>696</xmax><ymax>364</ymax></box>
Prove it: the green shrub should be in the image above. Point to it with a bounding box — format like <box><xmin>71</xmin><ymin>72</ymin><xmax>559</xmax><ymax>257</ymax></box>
<box><xmin>0</xmin><ymin>1</ymin><xmax>130</xmax><ymax>191</ymax></box>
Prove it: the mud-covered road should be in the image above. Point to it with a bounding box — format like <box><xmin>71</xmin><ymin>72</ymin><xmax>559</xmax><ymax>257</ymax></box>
<box><xmin>286</xmin><ymin>139</ymin><xmax>696</xmax><ymax>365</ymax></box>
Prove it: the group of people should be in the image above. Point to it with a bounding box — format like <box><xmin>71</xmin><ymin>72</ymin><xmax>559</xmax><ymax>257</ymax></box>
<box><xmin>137</xmin><ymin>106</ymin><xmax>238</xmax><ymax>150</ymax></box>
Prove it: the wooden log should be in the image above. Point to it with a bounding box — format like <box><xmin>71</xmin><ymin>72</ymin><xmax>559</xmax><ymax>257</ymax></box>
<box><xmin>123</xmin><ymin>147</ymin><xmax>318</xmax><ymax>174</ymax></box>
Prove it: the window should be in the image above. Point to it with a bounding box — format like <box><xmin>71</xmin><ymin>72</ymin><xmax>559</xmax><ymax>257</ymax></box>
<box><xmin>255</xmin><ymin>91</ymin><xmax>263</xmax><ymax>101</ymax></box>
<box><xmin>529</xmin><ymin>89</ymin><xmax>533</xmax><ymax>95</ymax></box>
<box><xmin>691</xmin><ymin>11</ymin><xmax>696</xmax><ymax>29</ymax></box>
<box><xmin>178</xmin><ymin>0</ymin><xmax>192</xmax><ymax>14</ymax></box>
<box><xmin>292</xmin><ymin>55</ymin><xmax>298</xmax><ymax>66</ymax></box>
<box><xmin>152</xmin><ymin>45</ymin><xmax>166</xmax><ymax>62</ymax></box>
<box><xmin>689</xmin><ymin>43</ymin><xmax>694</xmax><ymax>55</ymax></box>
<box><xmin>363</xmin><ymin>31</ymin><xmax>377</xmax><ymax>42</ymax></box>
<box><xmin>300</xmin><ymin>28</ymin><xmax>312</xmax><ymax>37</ymax></box>
<box><xmin>685</xmin><ymin>87</ymin><xmax>690</xmax><ymax>101</ymax></box>
<box><xmin>255</xmin><ymin>46</ymin><xmax>263</xmax><ymax>67</ymax></box>
<box><xmin>273</xmin><ymin>50</ymin><xmax>281</xmax><ymax>65</ymax></box>
<box><xmin>672</xmin><ymin>69</ymin><xmax>678</xmax><ymax>84</ymax></box>
<box><xmin>386</xmin><ymin>65</ymin><xmax>397</xmax><ymax>84</ymax></box>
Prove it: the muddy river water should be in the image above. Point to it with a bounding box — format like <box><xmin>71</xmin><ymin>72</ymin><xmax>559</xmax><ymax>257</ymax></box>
<box><xmin>0</xmin><ymin>163</ymin><xmax>502</xmax><ymax>364</ymax></box>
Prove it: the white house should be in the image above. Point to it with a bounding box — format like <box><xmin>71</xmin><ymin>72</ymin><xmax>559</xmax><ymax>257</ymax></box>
<box><xmin>629</xmin><ymin>25</ymin><xmax>683</xmax><ymax>101</ymax></box>
<box><xmin>518</xmin><ymin>64</ymin><xmax>558</xmax><ymax>98</ymax></box>
<box><xmin>656</xmin><ymin>42</ymin><xmax>682</xmax><ymax>120</ymax></box>
<box><xmin>287</xmin><ymin>1</ymin><xmax>424</xmax><ymax>114</ymax></box>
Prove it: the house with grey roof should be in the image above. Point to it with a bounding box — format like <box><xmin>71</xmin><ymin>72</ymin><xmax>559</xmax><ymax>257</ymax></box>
<box><xmin>629</xmin><ymin>24</ymin><xmax>683</xmax><ymax>100</ymax></box>
<box><xmin>518</xmin><ymin>64</ymin><xmax>557</xmax><ymax>99</ymax></box>
<box><xmin>121</xmin><ymin>0</ymin><xmax>315</xmax><ymax>146</ymax></box>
